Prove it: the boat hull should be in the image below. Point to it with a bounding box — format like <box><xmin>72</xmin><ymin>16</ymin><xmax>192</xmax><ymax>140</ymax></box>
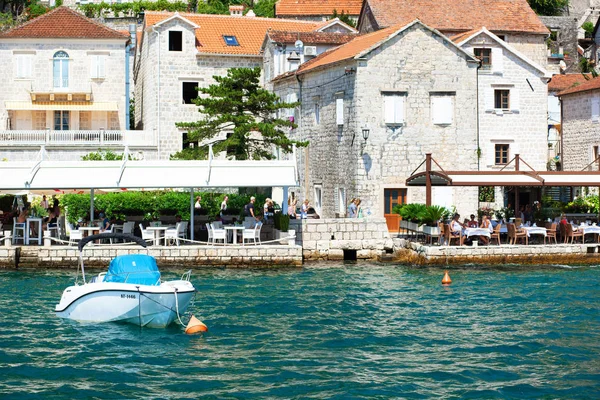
<box><xmin>55</xmin><ymin>281</ymin><xmax>195</xmax><ymax>328</ymax></box>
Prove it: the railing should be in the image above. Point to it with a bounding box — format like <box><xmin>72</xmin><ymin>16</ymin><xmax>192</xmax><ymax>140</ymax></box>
<box><xmin>0</xmin><ymin>129</ymin><xmax>156</xmax><ymax>147</ymax></box>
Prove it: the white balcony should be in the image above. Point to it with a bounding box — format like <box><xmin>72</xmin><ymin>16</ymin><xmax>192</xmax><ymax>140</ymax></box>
<box><xmin>0</xmin><ymin>129</ymin><xmax>156</xmax><ymax>147</ymax></box>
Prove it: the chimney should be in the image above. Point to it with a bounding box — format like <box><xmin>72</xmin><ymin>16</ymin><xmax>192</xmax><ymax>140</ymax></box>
<box><xmin>229</xmin><ymin>5</ymin><xmax>244</xmax><ymax>16</ymax></box>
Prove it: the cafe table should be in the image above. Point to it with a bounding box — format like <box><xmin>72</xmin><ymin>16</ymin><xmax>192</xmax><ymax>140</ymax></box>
<box><xmin>224</xmin><ymin>225</ymin><xmax>246</xmax><ymax>245</ymax></box>
<box><xmin>25</xmin><ymin>217</ymin><xmax>43</xmax><ymax>245</ymax></box>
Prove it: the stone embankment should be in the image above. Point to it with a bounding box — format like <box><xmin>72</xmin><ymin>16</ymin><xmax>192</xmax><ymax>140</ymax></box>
<box><xmin>392</xmin><ymin>239</ymin><xmax>600</xmax><ymax>265</ymax></box>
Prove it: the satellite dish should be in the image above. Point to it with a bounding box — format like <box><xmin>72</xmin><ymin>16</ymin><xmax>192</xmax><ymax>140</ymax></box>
<box><xmin>295</xmin><ymin>40</ymin><xmax>304</xmax><ymax>49</ymax></box>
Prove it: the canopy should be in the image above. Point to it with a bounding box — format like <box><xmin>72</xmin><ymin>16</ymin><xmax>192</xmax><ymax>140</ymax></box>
<box><xmin>105</xmin><ymin>254</ymin><xmax>160</xmax><ymax>286</ymax></box>
<box><xmin>0</xmin><ymin>158</ymin><xmax>298</xmax><ymax>191</ymax></box>
<box><xmin>5</xmin><ymin>101</ymin><xmax>119</xmax><ymax>111</ymax></box>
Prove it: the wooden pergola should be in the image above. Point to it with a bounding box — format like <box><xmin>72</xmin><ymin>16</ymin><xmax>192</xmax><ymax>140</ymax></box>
<box><xmin>407</xmin><ymin>153</ymin><xmax>600</xmax><ymax>209</ymax></box>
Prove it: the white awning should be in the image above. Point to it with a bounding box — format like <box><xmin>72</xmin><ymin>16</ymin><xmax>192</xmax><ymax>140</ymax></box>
<box><xmin>5</xmin><ymin>101</ymin><xmax>119</xmax><ymax>111</ymax></box>
<box><xmin>0</xmin><ymin>159</ymin><xmax>299</xmax><ymax>191</ymax></box>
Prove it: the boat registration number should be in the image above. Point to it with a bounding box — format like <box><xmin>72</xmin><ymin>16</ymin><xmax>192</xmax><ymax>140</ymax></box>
<box><xmin>121</xmin><ymin>294</ymin><xmax>136</xmax><ymax>299</ymax></box>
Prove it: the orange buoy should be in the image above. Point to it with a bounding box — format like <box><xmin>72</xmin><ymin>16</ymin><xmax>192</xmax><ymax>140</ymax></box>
<box><xmin>185</xmin><ymin>315</ymin><xmax>208</xmax><ymax>334</ymax></box>
<box><xmin>442</xmin><ymin>270</ymin><xmax>452</xmax><ymax>285</ymax></box>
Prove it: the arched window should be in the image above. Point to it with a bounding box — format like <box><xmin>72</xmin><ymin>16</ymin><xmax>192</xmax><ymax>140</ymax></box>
<box><xmin>53</xmin><ymin>51</ymin><xmax>69</xmax><ymax>88</ymax></box>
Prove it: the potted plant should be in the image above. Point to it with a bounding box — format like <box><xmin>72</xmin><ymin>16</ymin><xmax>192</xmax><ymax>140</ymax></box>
<box><xmin>398</xmin><ymin>203</ymin><xmax>426</xmax><ymax>232</ymax></box>
<box><xmin>420</xmin><ymin>205</ymin><xmax>449</xmax><ymax>236</ymax></box>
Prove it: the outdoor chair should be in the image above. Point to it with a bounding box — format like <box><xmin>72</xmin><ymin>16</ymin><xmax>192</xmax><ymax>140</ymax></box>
<box><xmin>122</xmin><ymin>221</ymin><xmax>135</xmax><ymax>235</ymax></box>
<box><xmin>139</xmin><ymin>223</ymin><xmax>154</xmax><ymax>244</ymax></box>
<box><xmin>99</xmin><ymin>224</ymin><xmax>114</xmax><ymax>244</ymax></box>
<box><xmin>443</xmin><ymin>224</ymin><xmax>461</xmax><ymax>246</ymax></box>
<box><xmin>210</xmin><ymin>223</ymin><xmax>226</xmax><ymax>245</ymax></box>
<box><xmin>560</xmin><ymin>223</ymin><xmax>567</xmax><ymax>243</ymax></box>
<box><xmin>242</xmin><ymin>225</ymin><xmax>258</xmax><ymax>245</ymax></box>
<box><xmin>165</xmin><ymin>222</ymin><xmax>184</xmax><ymax>246</ymax></box>
<box><xmin>545</xmin><ymin>223</ymin><xmax>558</xmax><ymax>244</ymax></box>
<box><xmin>490</xmin><ymin>223</ymin><xmax>502</xmax><ymax>245</ymax></box>
<box><xmin>507</xmin><ymin>223</ymin><xmax>527</xmax><ymax>245</ymax></box>
<box><xmin>565</xmin><ymin>224</ymin><xmax>583</xmax><ymax>244</ymax></box>
<box><xmin>255</xmin><ymin>221</ymin><xmax>262</xmax><ymax>244</ymax></box>
<box><xmin>67</xmin><ymin>223</ymin><xmax>82</xmax><ymax>246</ymax></box>
<box><xmin>515</xmin><ymin>218</ymin><xmax>522</xmax><ymax>227</ymax></box>
<box><xmin>205</xmin><ymin>223</ymin><xmax>213</xmax><ymax>243</ymax></box>
<box><xmin>12</xmin><ymin>217</ymin><xmax>25</xmax><ymax>245</ymax></box>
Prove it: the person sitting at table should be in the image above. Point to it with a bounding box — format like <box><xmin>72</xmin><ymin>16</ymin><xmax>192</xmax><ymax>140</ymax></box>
<box><xmin>468</xmin><ymin>214</ymin><xmax>478</xmax><ymax>228</ymax></box>
<box><xmin>17</xmin><ymin>205</ymin><xmax>29</xmax><ymax>224</ymax></box>
<box><xmin>43</xmin><ymin>208</ymin><xmax>57</xmax><ymax>231</ymax></box>
<box><xmin>479</xmin><ymin>215</ymin><xmax>492</xmax><ymax>245</ymax></box>
<box><xmin>450</xmin><ymin>213</ymin><xmax>464</xmax><ymax>245</ymax></box>
<box><xmin>99</xmin><ymin>213</ymin><xmax>110</xmax><ymax>232</ymax></box>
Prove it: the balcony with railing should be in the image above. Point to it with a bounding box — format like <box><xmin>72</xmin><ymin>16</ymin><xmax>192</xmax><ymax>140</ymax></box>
<box><xmin>0</xmin><ymin>129</ymin><xmax>156</xmax><ymax>148</ymax></box>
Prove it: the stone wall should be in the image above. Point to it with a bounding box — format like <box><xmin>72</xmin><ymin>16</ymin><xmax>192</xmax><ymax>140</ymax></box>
<box><xmin>299</xmin><ymin>218</ymin><xmax>394</xmax><ymax>260</ymax></box>
<box><xmin>1</xmin><ymin>244</ymin><xmax>302</xmax><ymax>268</ymax></box>
<box><xmin>274</xmin><ymin>23</ymin><xmax>480</xmax><ymax>219</ymax></box>
<box><xmin>134</xmin><ymin>19</ymin><xmax>262</xmax><ymax>159</ymax></box>
<box><xmin>539</xmin><ymin>16</ymin><xmax>579</xmax><ymax>73</ymax></box>
<box><xmin>561</xmin><ymin>89</ymin><xmax>600</xmax><ymax>171</ymax></box>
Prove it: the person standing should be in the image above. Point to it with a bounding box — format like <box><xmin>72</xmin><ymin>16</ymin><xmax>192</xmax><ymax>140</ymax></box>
<box><xmin>288</xmin><ymin>192</ymin><xmax>297</xmax><ymax>218</ymax></box>
<box><xmin>40</xmin><ymin>195</ymin><xmax>49</xmax><ymax>209</ymax></box>
<box><xmin>195</xmin><ymin>196</ymin><xmax>202</xmax><ymax>210</ymax></box>
<box><xmin>348</xmin><ymin>198</ymin><xmax>357</xmax><ymax>218</ymax></box>
<box><xmin>244</xmin><ymin>196</ymin><xmax>257</xmax><ymax>220</ymax></box>
<box><xmin>301</xmin><ymin>199</ymin><xmax>309</xmax><ymax>219</ymax></box>
<box><xmin>356</xmin><ymin>198</ymin><xmax>363</xmax><ymax>218</ymax></box>
<box><xmin>220</xmin><ymin>196</ymin><xmax>228</xmax><ymax>218</ymax></box>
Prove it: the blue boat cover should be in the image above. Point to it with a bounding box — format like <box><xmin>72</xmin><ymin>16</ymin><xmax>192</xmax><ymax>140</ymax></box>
<box><xmin>104</xmin><ymin>254</ymin><xmax>161</xmax><ymax>286</ymax></box>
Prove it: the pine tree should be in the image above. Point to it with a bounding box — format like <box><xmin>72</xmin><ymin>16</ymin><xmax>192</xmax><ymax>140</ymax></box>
<box><xmin>173</xmin><ymin>67</ymin><xmax>307</xmax><ymax>160</ymax></box>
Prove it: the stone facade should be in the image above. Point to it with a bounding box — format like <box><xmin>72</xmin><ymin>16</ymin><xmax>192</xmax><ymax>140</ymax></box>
<box><xmin>0</xmin><ymin>39</ymin><xmax>129</xmax><ymax>159</ymax></box>
<box><xmin>461</xmin><ymin>32</ymin><xmax>550</xmax><ymax>174</ymax></box>
<box><xmin>134</xmin><ymin>18</ymin><xmax>263</xmax><ymax>159</ymax></box>
<box><xmin>561</xmin><ymin>89</ymin><xmax>600</xmax><ymax>171</ymax></box>
<box><xmin>273</xmin><ymin>23</ymin><xmax>480</xmax><ymax>219</ymax></box>
<box><xmin>299</xmin><ymin>218</ymin><xmax>394</xmax><ymax>260</ymax></box>
<box><xmin>539</xmin><ymin>16</ymin><xmax>579</xmax><ymax>74</ymax></box>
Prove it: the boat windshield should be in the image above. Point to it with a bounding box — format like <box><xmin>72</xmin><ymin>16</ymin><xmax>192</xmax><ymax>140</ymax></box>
<box><xmin>104</xmin><ymin>254</ymin><xmax>161</xmax><ymax>286</ymax></box>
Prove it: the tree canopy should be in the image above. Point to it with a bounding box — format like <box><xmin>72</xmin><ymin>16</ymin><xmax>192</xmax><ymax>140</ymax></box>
<box><xmin>172</xmin><ymin>67</ymin><xmax>307</xmax><ymax>161</ymax></box>
<box><xmin>527</xmin><ymin>0</ymin><xmax>568</xmax><ymax>16</ymax></box>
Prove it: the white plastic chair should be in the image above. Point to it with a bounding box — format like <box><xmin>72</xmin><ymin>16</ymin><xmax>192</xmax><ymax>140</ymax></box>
<box><xmin>139</xmin><ymin>223</ymin><xmax>154</xmax><ymax>244</ymax></box>
<box><xmin>12</xmin><ymin>217</ymin><xmax>25</xmax><ymax>244</ymax></box>
<box><xmin>255</xmin><ymin>222</ymin><xmax>263</xmax><ymax>245</ymax></box>
<box><xmin>67</xmin><ymin>223</ymin><xmax>82</xmax><ymax>246</ymax></box>
<box><xmin>99</xmin><ymin>224</ymin><xmax>114</xmax><ymax>244</ymax></box>
<box><xmin>205</xmin><ymin>223</ymin><xmax>213</xmax><ymax>244</ymax></box>
<box><xmin>122</xmin><ymin>221</ymin><xmax>135</xmax><ymax>235</ymax></box>
<box><xmin>210</xmin><ymin>223</ymin><xmax>226</xmax><ymax>245</ymax></box>
<box><xmin>242</xmin><ymin>225</ymin><xmax>257</xmax><ymax>245</ymax></box>
<box><xmin>165</xmin><ymin>222</ymin><xmax>184</xmax><ymax>246</ymax></box>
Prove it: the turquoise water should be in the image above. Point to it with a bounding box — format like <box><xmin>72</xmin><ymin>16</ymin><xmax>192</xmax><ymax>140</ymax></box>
<box><xmin>0</xmin><ymin>263</ymin><xmax>599</xmax><ymax>399</ymax></box>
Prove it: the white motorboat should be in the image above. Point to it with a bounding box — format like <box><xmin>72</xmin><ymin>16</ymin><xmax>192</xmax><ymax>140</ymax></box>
<box><xmin>55</xmin><ymin>233</ymin><xmax>196</xmax><ymax>328</ymax></box>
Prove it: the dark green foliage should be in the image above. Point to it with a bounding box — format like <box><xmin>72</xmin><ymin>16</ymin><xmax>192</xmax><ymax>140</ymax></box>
<box><xmin>81</xmin><ymin>149</ymin><xmax>132</xmax><ymax>161</ymax></box>
<box><xmin>60</xmin><ymin>191</ymin><xmax>268</xmax><ymax>223</ymax></box>
<box><xmin>273</xmin><ymin>212</ymin><xmax>289</xmax><ymax>231</ymax></box>
<box><xmin>582</xmin><ymin>21</ymin><xmax>594</xmax><ymax>35</ymax></box>
<box><xmin>331</xmin><ymin>9</ymin><xmax>356</xmax><ymax>27</ymax></box>
<box><xmin>172</xmin><ymin>67</ymin><xmax>307</xmax><ymax>160</ymax></box>
<box><xmin>253</xmin><ymin>0</ymin><xmax>277</xmax><ymax>17</ymax></box>
<box><xmin>78</xmin><ymin>0</ymin><xmax>188</xmax><ymax>18</ymax></box>
<box><xmin>478</xmin><ymin>186</ymin><xmax>495</xmax><ymax>202</ymax></box>
<box><xmin>527</xmin><ymin>0</ymin><xmax>568</xmax><ymax>16</ymax></box>
<box><xmin>418</xmin><ymin>205</ymin><xmax>450</xmax><ymax>226</ymax></box>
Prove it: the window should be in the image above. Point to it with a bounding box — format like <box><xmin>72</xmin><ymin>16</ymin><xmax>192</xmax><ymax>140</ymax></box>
<box><xmin>314</xmin><ymin>185</ymin><xmax>322</xmax><ymax>214</ymax></box>
<box><xmin>314</xmin><ymin>102</ymin><xmax>320</xmax><ymax>124</ymax></box>
<box><xmin>496</xmin><ymin>34</ymin><xmax>506</xmax><ymax>42</ymax></box>
<box><xmin>90</xmin><ymin>55</ymin><xmax>106</xmax><ymax>79</ymax></box>
<box><xmin>15</xmin><ymin>54</ymin><xmax>32</xmax><ymax>79</ymax></box>
<box><xmin>53</xmin><ymin>51</ymin><xmax>69</xmax><ymax>88</ymax></box>
<box><xmin>592</xmin><ymin>96</ymin><xmax>600</xmax><ymax>123</ymax></box>
<box><xmin>430</xmin><ymin>93</ymin><xmax>454</xmax><ymax>125</ymax></box>
<box><xmin>182</xmin><ymin>132</ymin><xmax>197</xmax><ymax>149</ymax></box>
<box><xmin>383</xmin><ymin>93</ymin><xmax>405</xmax><ymax>125</ymax></box>
<box><xmin>54</xmin><ymin>111</ymin><xmax>69</xmax><ymax>130</ymax></box>
<box><xmin>338</xmin><ymin>188</ymin><xmax>345</xmax><ymax>214</ymax></box>
<box><xmin>474</xmin><ymin>48</ymin><xmax>492</xmax><ymax>70</ymax></box>
<box><xmin>169</xmin><ymin>31</ymin><xmax>183</xmax><ymax>51</ymax></box>
<box><xmin>494</xmin><ymin>89</ymin><xmax>510</xmax><ymax>110</ymax></box>
<box><xmin>336</xmin><ymin>97</ymin><xmax>344</xmax><ymax>125</ymax></box>
<box><xmin>495</xmin><ymin>144</ymin><xmax>509</xmax><ymax>165</ymax></box>
<box><xmin>223</xmin><ymin>35</ymin><xmax>239</xmax><ymax>46</ymax></box>
<box><xmin>182</xmin><ymin>82</ymin><xmax>199</xmax><ymax>104</ymax></box>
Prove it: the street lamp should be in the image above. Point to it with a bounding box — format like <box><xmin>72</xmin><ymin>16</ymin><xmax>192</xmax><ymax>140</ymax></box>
<box><xmin>362</xmin><ymin>125</ymin><xmax>370</xmax><ymax>141</ymax></box>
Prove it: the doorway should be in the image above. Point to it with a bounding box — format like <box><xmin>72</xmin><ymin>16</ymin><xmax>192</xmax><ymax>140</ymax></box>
<box><xmin>384</xmin><ymin>188</ymin><xmax>406</xmax><ymax>231</ymax></box>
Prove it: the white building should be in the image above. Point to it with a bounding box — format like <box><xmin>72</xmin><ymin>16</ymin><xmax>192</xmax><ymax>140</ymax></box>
<box><xmin>0</xmin><ymin>7</ymin><xmax>153</xmax><ymax>161</ymax></box>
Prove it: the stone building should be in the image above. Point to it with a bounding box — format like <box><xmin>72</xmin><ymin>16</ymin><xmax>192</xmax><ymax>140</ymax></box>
<box><xmin>0</xmin><ymin>7</ymin><xmax>150</xmax><ymax>161</ymax></box>
<box><xmin>357</xmin><ymin>0</ymin><xmax>550</xmax><ymax>68</ymax></box>
<box><xmin>275</xmin><ymin>0</ymin><xmax>362</xmax><ymax>22</ymax></box>
<box><xmin>558</xmin><ymin>76</ymin><xmax>600</xmax><ymax>172</ymax></box>
<box><xmin>134</xmin><ymin>11</ymin><xmax>354</xmax><ymax>159</ymax></box>
<box><xmin>270</xmin><ymin>20</ymin><xmax>481</xmax><ymax>223</ymax></box>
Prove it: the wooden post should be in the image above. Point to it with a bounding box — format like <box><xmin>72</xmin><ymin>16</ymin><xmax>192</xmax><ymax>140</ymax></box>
<box><xmin>425</xmin><ymin>153</ymin><xmax>432</xmax><ymax>206</ymax></box>
<box><xmin>514</xmin><ymin>154</ymin><xmax>520</xmax><ymax>220</ymax></box>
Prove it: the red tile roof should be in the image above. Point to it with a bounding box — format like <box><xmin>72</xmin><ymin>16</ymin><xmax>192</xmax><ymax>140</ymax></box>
<box><xmin>145</xmin><ymin>12</ymin><xmax>326</xmax><ymax>55</ymax></box>
<box><xmin>276</xmin><ymin>0</ymin><xmax>363</xmax><ymax>16</ymax></box>
<box><xmin>267</xmin><ymin>30</ymin><xmax>357</xmax><ymax>44</ymax></box>
<box><xmin>0</xmin><ymin>7</ymin><xmax>129</xmax><ymax>39</ymax></box>
<box><xmin>557</xmin><ymin>75</ymin><xmax>600</xmax><ymax>96</ymax></box>
<box><xmin>293</xmin><ymin>23</ymin><xmax>404</xmax><ymax>75</ymax></box>
<box><xmin>363</xmin><ymin>0</ymin><xmax>549</xmax><ymax>35</ymax></box>
<box><xmin>549</xmin><ymin>74</ymin><xmax>591</xmax><ymax>93</ymax></box>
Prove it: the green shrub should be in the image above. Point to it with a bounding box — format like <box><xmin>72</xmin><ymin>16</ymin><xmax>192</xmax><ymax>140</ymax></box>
<box><xmin>273</xmin><ymin>213</ymin><xmax>290</xmax><ymax>231</ymax></box>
